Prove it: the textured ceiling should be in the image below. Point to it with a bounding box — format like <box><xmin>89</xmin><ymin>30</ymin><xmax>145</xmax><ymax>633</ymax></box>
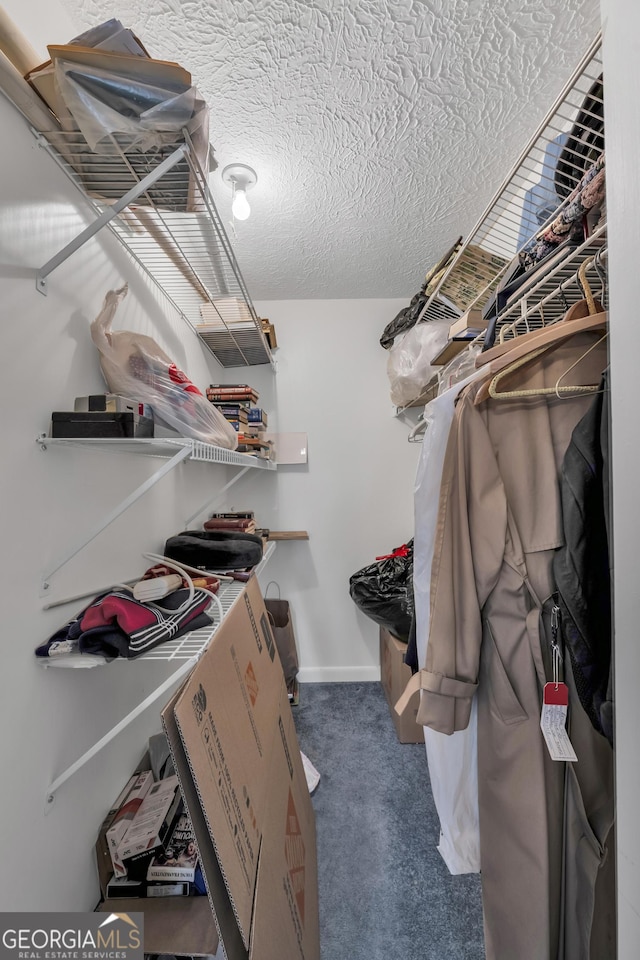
<box><xmin>60</xmin><ymin>0</ymin><xmax>600</xmax><ymax>299</ymax></box>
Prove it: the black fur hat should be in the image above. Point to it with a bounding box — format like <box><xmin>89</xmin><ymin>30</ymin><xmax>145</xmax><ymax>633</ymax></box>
<box><xmin>164</xmin><ymin>529</ymin><xmax>264</xmax><ymax>571</ymax></box>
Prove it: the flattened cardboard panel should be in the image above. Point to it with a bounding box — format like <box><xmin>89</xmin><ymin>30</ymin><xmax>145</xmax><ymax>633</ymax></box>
<box><xmin>173</xmin><ymin>578</ymin><xmax>284</xmax><ymax>948</ymax></box>
<box><xmin>162</xmin><ymin>687</ymin><xmax>247</xmax><ymax>960</ymax></box>
<box><xmin>97</xmin><ymin>895</ymin><xmax>218</xmax><ymax>956</ymax></box>
<box><xmin>250</xmin><ymin>685</ymin><xmax>320</xmax><ymax>960</ymax></box>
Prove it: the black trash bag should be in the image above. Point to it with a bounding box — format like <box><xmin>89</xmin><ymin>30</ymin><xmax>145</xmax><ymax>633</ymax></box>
<box><xmin>379</xmin><ymin>237</ymin><xmax>462</xmax><ymax>350</ymax></box>
<box><xmin>379</xmin><ymin>291</ymin><xmax>429</xmax><ymax>350</ymax></box>
<box><xmin>349</xmin><ymin>541</ymin><xmax>414</xmax><ymax>641</ymax></box>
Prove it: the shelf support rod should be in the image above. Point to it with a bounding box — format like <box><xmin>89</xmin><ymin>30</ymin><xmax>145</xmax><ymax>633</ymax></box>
<box><xmin>36</xmin><ymin>143</ymin><xmax>189</xmax><ymax>294</ymax></box>
<box><xmin>44</xmin><ymin>655</ymin><xmax>198</xmax><ymax>811</ymax></box>
<box><xmin>40</xmin><ymin>441</ymin><xmax>192</xmax><ymax>591</ymax></box>
<box><xmin>184</xmin><ymin>464</ymin><xmax>252</xmax><ymax>527</ymax></box>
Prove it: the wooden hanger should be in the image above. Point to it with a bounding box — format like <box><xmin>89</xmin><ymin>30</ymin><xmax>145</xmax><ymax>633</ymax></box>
<box><xmin>486</xmin><ymin>330</ymin><xmax>607</xmax><ymax>400</ymax></box>
<box><xmin>476</xmin><ymin>297</ymin><xmax>603</xmax><ymax>367</ymax></box>
<box><xmin>473</xmin><ymin>306</ymin><xmax>607</xmax><ymax>403</ymax></box>
<box><xmin>474</xmin><ymin>264</ymin><xmax>606</xmax><ymax>403</ymax></box>
<box><xmin>477</xmin><ymin>255</ymin><xmax>604</xmax><ymax>366</ymax></box>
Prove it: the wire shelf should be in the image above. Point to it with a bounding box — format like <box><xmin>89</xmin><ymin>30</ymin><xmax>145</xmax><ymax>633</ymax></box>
<box><xmin>40</xmin><ymin>542</ymin><xmax>277</xmax><ymax>801</ymax></box>
<box><xmin>139</xmin><ymin>579</ymin><xmax>251</xmax><ymax>662</ymax></box>
<box><xmin>134</xmin><ymin>541</ymin><xmax>277</xmax><ymax>663</ymax></box>
<box><xmin>38</xmin><ymin>435</ymin><xmax>277</xmax><ymax>470</ymax></box>
<box><xmin>33</xmin><ymin>126</ymin><xmax>273</xmax><ymax>368</ymax></box>
<box><xmin>494</xmin><ymin>231</ymin><xmax>607</xmax><ymax>340</ymax></box>
<box><xmin>39</xmin><ymin>543</ymin><xmax>278</xmax><ymax>670</ymax></box>
<box><xmin>418</xmin><ymin>35</ymin><xmax>604</xmax><ymax>329</ymax></box>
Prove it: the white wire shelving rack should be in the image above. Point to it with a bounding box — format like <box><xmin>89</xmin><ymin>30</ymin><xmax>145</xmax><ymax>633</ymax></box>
<box><xmin>41</xmin><ymin>542</ymin><xmax>277</xmax><ymax>810</ymax></box>
<box><xmin>398</xmin><ymin>33</ymin><xmax>605</xmax><ymax>412</ymax></box>
<box><xmin>36</xmin><ymin>434</ymin><xmax>275</xmax><ymax>599</ymax></box>
<box><xmin>31</xmin><ymin>124</ymin><xmax>274</xmax><ymax>368</ymax></box>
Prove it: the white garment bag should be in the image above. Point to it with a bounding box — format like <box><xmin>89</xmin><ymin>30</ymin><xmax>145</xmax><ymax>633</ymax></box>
<box><xmin>413</xmin><ymin>372</ymin><xmax>482</xmax><ymax>874</ymax></box>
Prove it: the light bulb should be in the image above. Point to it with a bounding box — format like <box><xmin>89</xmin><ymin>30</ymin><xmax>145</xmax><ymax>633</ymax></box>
<box><xmin>232</xmin><ymin>186</ymin><xmax>251</xmax><ymax>221</ymax></box>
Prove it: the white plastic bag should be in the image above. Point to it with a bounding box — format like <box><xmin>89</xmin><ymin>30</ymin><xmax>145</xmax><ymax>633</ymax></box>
<box><xmin>90</xmin><ymin>285</ymin><xmax>238</xmax><ymax>450</ymax></box>
<box><xmin>386</xmin><ymin>319</ymin><xmax>450</xmax><ymax>407</ymax></box>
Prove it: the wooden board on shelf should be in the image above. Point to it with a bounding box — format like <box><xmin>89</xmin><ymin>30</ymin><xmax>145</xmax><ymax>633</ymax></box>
<box><xmin>430</xmin><ymin>338</ymin><xmax>474</xmax><ymax>366</ymax></box>
<box><xmin>267</xmin><ymin>531</ymin><xmax>309</xmax><ymax>541</ymax></box>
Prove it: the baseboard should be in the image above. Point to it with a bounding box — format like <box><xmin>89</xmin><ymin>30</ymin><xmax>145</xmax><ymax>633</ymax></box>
<box><xmin>297</xmin><ymin>666</ymin><xmax>381</xmax><ymax>683</ymax></box>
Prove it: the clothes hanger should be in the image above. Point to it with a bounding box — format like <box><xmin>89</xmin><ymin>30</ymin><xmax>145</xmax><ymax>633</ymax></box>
<box><xmin>473</xmin><ymin>260</ymin><xmax>606</xmax><ymax>404</ymax></box>
<box><xmin>474</xmin><ymin>305</ymin><xmax>606</xmax><ymax>403</ymax></box>
<box><xmin>485</xmin><ymin>264</ymin><xmax>607</xmax><ymax>401</ymax></box>
<box><xmin>476</xmin><ymin>256</ymin><xmax>602</xmax><ymax>367</ymax></box>
<box><xmin>486</xmin><ymin>335</ymin><xmax>606</xmax><ymax>400</ymax></box>
<box><xmin>408</xmin><ymin>416</ymin><xmax>427</xmax><ymax>442</ymax></box>
<box><xmin>476</xmin><ymin>295</ymin><xmax>602</xmax><ymax>368</ymax></box>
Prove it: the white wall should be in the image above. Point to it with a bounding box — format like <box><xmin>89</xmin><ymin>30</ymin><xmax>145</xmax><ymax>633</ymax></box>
<box><xmin>236</xmin><ymin>299</ymin><xmax>420</xmax><ymax>682</ymax></box>
<box><xmin>600</xmin><ymin>2</ymin><xmax>640</xmax><ymax>955</ymax></box>
<box><xmin>0</xmin><ymin>86</ymin><xmax>247</xmax><ymax>910</ymax></box>
<box><xmin>0</xmin><ymin>85</ymin><xmax>418</xmax><ymax>908</ymax></box>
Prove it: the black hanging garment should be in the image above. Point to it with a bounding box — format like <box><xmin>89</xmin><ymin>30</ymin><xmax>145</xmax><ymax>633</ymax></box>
<box><xmin>552</xmin><ymin>369</ymin><xmax>613</xmax><ymax>744</ymax></box>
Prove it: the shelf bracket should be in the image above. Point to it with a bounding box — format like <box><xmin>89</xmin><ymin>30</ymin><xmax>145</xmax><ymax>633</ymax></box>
<box><xmin>39</xmin><ymin>439</ymin><xmax>192</xmax><ymax>593</ymax></box>
<box><xmin>184</xmin><ymin>464</ymin><xmax>252</xmax><ymax>527</ymax></box>
<box><xmin>36</xmin><ymin>143</ymin><xmax>189</xmax><ymax>295</ymax></box>
<box><xmin>44</xmin><ymin>655</ymin><xmax>198</xmax><ymax>812</ymax></box>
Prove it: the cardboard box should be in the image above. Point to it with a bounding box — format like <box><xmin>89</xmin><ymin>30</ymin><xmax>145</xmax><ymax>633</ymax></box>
<box><xmin>95</xmin><ymin>753</ymin><xmax>151</xmax><ymax>898</ymax></box>
<box><xmin>97</xmin><ymin>896</ymin><xmax>218</xmax><ymax>956</ymax></box>
<box><xmin>448</xmin><ymin>306</ymin><xmax>488</xmax><ymax>338</ymax></box>
<box><xmin>105</xmin><ymin>877</ymin><xmax>190</xmax><ymax>898</ymax></box>
<box><xmin>106</xmin><ymin>770</ymin><xmax>154</xmax><ymax>878</ymax></box>
<box><xmin>119</xmin><ymin>776</ymin><xmax>182</xmax><ymax>880</ymax></box>
<box><xmin>162</xmin><ymin>577</ymin><xmax>320</xmax><ymax>960</ymax></box>
<box><xmin>380</xmin><ymin>627</ymin><xmax>424</xmax><ymax>744</ymax></box>
<box><xmin>163</xmin><ymin>687</ymin><xmax>247</xmax><ymax>960</ymax></box>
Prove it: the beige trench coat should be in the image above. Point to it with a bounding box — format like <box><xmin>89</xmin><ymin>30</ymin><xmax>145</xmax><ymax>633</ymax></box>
<box><xmin>413</xmin><ymin>333</ymin><xmax>614</xmax><ymax>960</ymax></box>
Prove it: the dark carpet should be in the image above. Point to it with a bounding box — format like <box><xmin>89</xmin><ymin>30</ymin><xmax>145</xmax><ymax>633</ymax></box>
<box><xmin>293</xmin><ymin>682</ymin><xmax>485</xmax><ymax>960</ymax></box>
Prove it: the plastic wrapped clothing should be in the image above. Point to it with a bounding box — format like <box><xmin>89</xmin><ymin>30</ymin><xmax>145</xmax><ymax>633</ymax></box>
<box><xmin>90</xmin><ymin>286</ymin><xmax>238</xmax><ymax>449</ymax></box>
<box><xmin>53</xmin><ymin>56</ymin><xmax>204</xmax><ymax>153</ymax></box>
<box><xmin>386</xmin><ymin>319</ymin><xmax>451</xmax><ymax>408</ymax></box>
<box><xmin>413</xmin><ymin>369</ymin><xmax>483</xmax><ymax>874</ymax></box>
<box><xmin>349</xmin><ymin>542</ymin><xmax>414</xmax><ymax>642</ymax></box>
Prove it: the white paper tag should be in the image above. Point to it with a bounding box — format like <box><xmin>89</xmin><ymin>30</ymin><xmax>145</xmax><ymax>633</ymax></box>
<box><xmin>540</xmin><ymin>682</ymin><xmax>577</xmax><ymax>762</ymax></box>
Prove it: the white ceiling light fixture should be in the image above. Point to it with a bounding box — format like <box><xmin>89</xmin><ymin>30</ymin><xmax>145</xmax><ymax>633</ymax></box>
<box><xmin>222</xmin><ymin>163</ymin><xmax>258</xmax><ymax>222</ymax></box>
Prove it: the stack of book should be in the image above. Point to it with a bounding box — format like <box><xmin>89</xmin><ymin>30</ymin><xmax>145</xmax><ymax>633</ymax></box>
<box><xmin>203</xmin><ymin>511</ymin><xmax>270</xmax><ymax>545</ymax></box>
<box><xmin>206</xmin><ymin>384</ymin><xmax>273</xmax><ymax>461</ymax></box>
<box><xmin>98</xmin><ymin>771</ymin><xmax>205</xmax><ymax>899</ymax></box>
<box><xmin>204</xmin><ymin>511</ymin><xmax>257</xmax><ymax>534</ymax></box>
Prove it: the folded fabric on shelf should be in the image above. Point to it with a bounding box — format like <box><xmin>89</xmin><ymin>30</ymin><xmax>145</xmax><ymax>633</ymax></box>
<box><xmin>35</xmin><ymin>588</ymin><xmax>212</xmax><ymax>661</ymax></box>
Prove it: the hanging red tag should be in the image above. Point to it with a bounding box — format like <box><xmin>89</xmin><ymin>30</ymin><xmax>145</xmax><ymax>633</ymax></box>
<box><xmin>543</xmin><ymin>682</ymin><xmax>569</xmax><ymax>706</ymax></box>
<box><xmin>540</xmin><ymin>682</ymin><xmax>577</xmax><ymax>762</ymax></box>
